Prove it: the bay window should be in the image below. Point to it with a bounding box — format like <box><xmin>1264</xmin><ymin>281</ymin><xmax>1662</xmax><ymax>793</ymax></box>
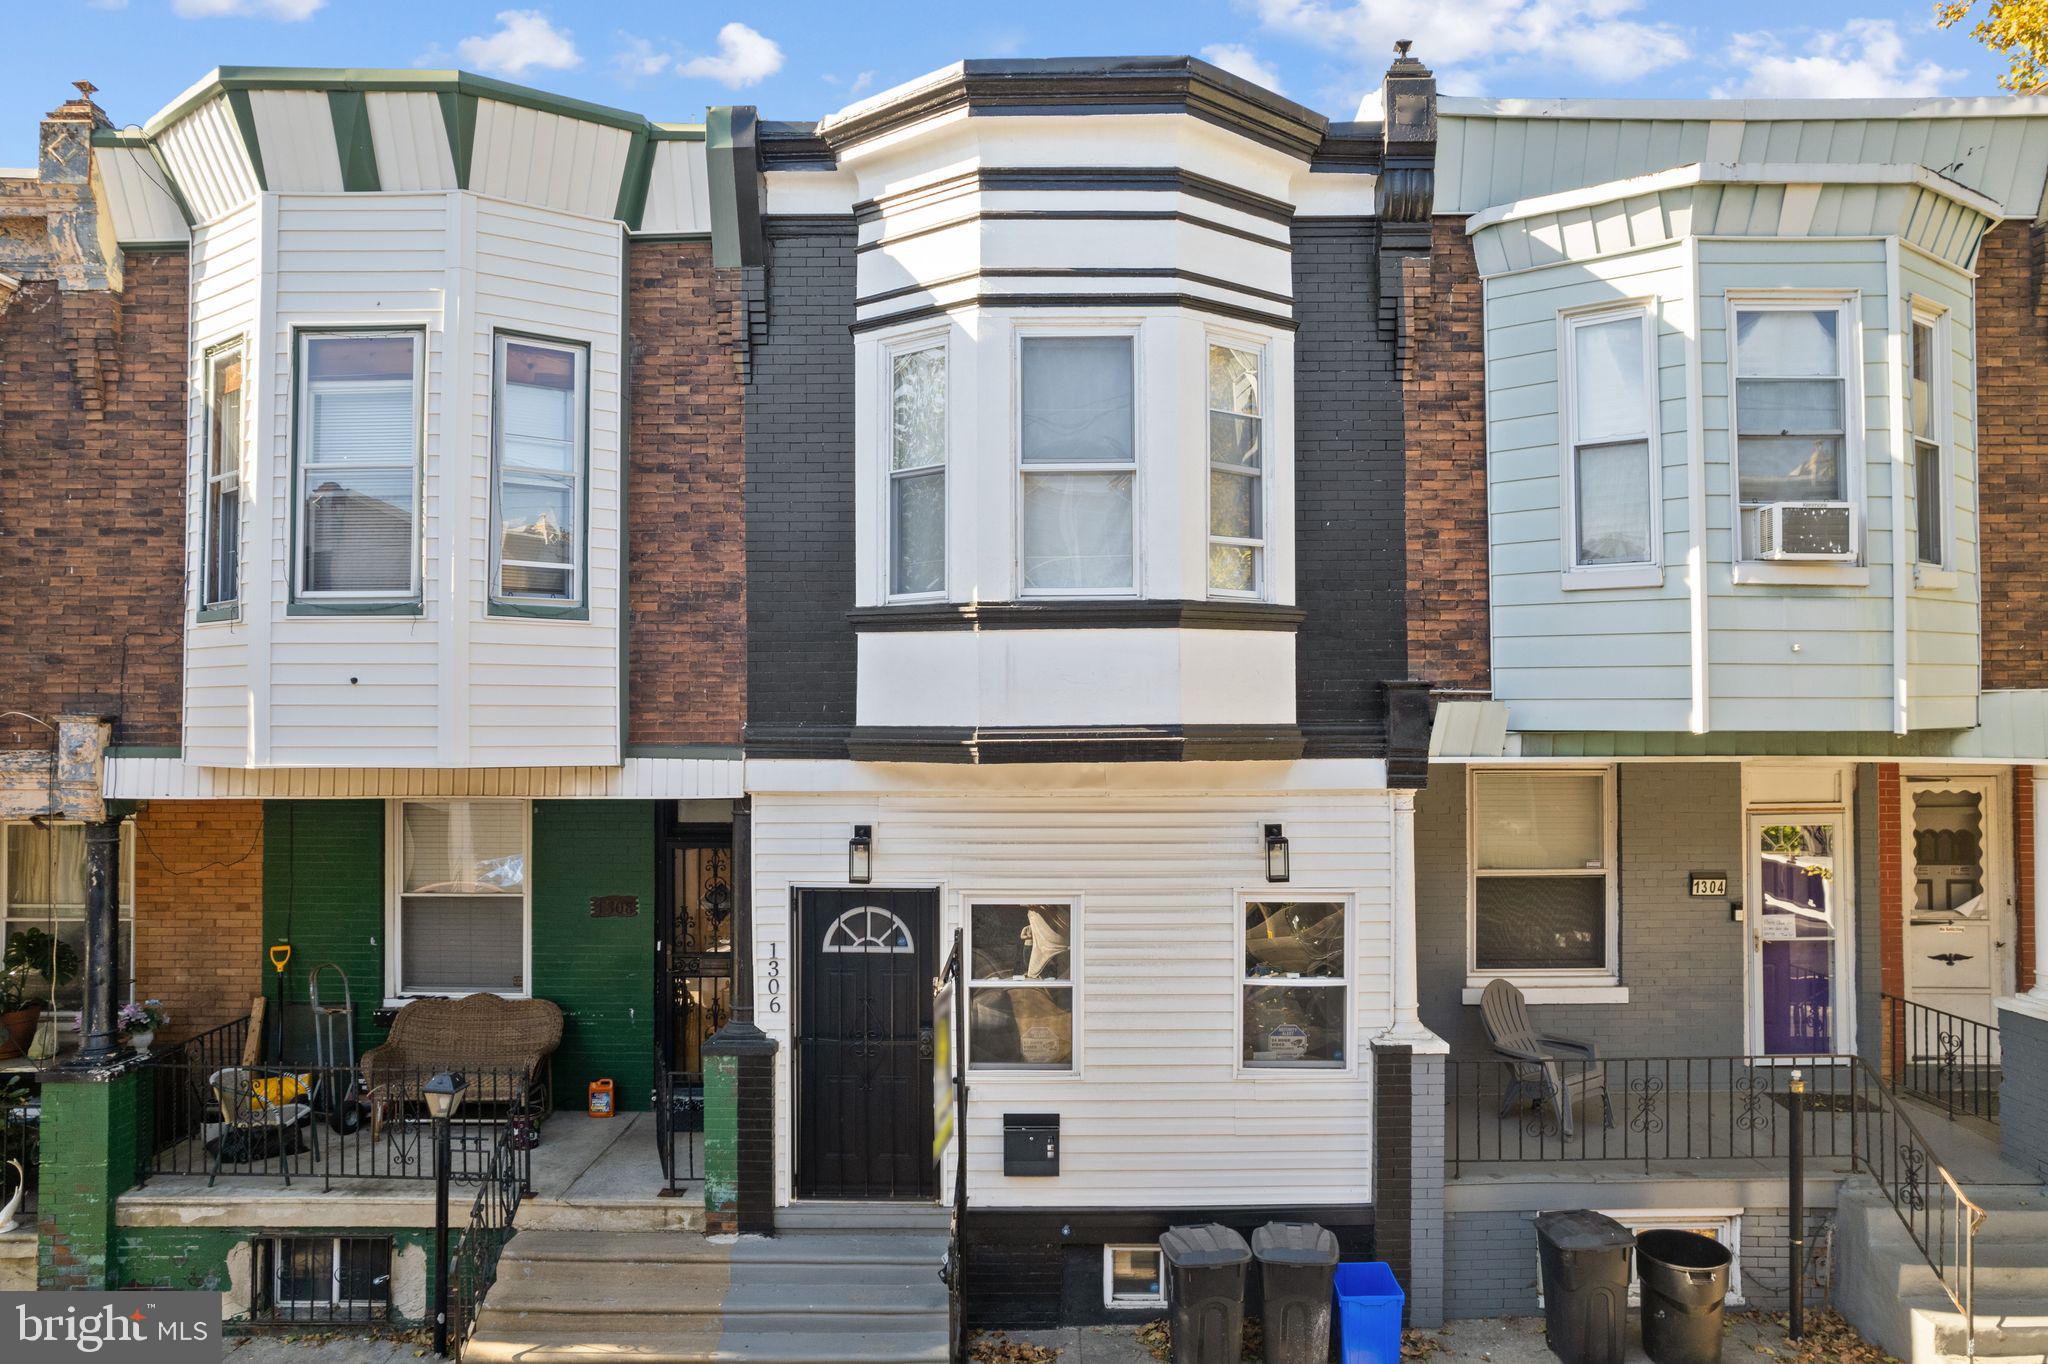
<box><xmin>889</xmin><ymin>342</ymin><xmax>946</xmax><ymax>598</ymax></box>
<box><xmin>1</xmin><ymin>820</ymin><xmax>135</xmax><ymax>1019</ymax></box>
<box><xmin>1241</xmin><ymin>899</ymin><xmax>1348</xmax><ymax>1068</ymax></box>
<box><xmin>202</xmin><ymin>340</ymin><xmax>244</xmax><ymax>610</ymax></box>
<box><xmin>1909</xmin><ymin>312</ymin><xmax>1947</xmax><ymax>569</ymax></box>
<box><xmin>1467</xmin><ymin>768</ymin><xmax>1617</xmax><ymax>985</ymax></box>
<box><xmin>492</xmin><ymin>335</ymin><xmax>587</xmax><ymax>607</ymax></box>
<box><xmin>1207</xmin><ymin>342</ymin><xmax>1265</xmax><ymax>595</ymax></box>
<box><xmin>1018</xmin><ymin>335</ymin><xmax>1136</xmax><ymax>594</ymax></box>
<box><xmin>1563</xmin><ymin>308</ymin><xmax>1655</xmax><ymax>571</ymax></box>
<box><xmin>297</xmin><ymin>331</ymin><xmax>422</xmax><ymax>600</ymax></box>
<box><xmin>967</xmin><ymin>900</ymin><xmax>1074</xmax><ymax>1070</ymax></box>
<box><xmin>1732</xmin><ymin>301</ymin><xmax>1851</xmax><ymax>558</ymax></box>
<box><xmin>389</xmin><ymin>800</ymin><xmax>528</xmax><ymax>997</ymax></box>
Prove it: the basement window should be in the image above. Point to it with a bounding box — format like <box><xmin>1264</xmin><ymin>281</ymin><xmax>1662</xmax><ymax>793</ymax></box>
<box><xmin>258</xmin><ymin>1236</ymin><xmax>393</xmax><ymax>1324</ymax></box>
<box><xmin>1104</xmin><ymin>1245</ymin><xmax>1165</xmax><ymax>1308</ymax></box>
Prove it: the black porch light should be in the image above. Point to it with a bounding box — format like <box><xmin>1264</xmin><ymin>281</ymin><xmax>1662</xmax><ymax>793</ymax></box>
<box><xmin>1264</xmin><ymin>824</ymin><xmax>1291</xmax><ymax>883</ymax></box>
<box><xmin>423</xmin><ymin>1071</ymin><xmax>468</xmax><ymax>1122</ymax></box>
<box><xmin>848</xmin><ymin>825</ymin><xmax>874</xmax><ymax>885</ymax></box>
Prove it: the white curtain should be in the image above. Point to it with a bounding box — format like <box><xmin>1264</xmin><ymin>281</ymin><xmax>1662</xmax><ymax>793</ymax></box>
<box><xmin>1474</xmin><ymin>772</ymin><xmax>1603</xmax><ymax>870</ymax></box>
<box><xmin>1571</xmin><ymin>314</ymin><xmax>1646</xmax><ymax>442</ymax></box>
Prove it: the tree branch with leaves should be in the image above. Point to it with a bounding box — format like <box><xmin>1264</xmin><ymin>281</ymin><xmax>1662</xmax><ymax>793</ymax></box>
<box><xmin>1938</xmin><ymin>0</ymin><xmax>2048</xmax><ymax>90</ymax></box>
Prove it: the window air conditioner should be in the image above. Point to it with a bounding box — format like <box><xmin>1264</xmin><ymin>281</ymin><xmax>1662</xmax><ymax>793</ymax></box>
<box><xmin>1753</xmin><ymin>502</ymin><xmax>1856</xmax><ymax>561</ymax></box>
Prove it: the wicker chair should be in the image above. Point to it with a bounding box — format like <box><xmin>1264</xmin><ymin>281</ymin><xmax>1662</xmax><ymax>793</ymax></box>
<box><xmin>360</xmin><ymin>995</ymin><xmax>562</xmax><ymax>1139</ymax></box>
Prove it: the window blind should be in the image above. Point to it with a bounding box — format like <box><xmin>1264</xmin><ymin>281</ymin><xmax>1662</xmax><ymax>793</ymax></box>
<box><xmin>1473</xmin><ymin>772</ymin><xmax>1603</xmax><ymax>870</ymax></box>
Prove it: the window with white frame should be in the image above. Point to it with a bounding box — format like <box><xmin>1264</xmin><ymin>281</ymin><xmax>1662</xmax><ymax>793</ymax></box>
<box><xmin>202</xmin><ymin>340</ymin><xmax>244</xmax><ymax>609</ymax></box>
<box><xmin>966</xmin><ymin>901</ymin><xmax>1074</xmax><ymax>1070</ymax></box>
<box><xmin>1909</xmin><ymin>312</ymin><xmax>1947</xmax><ymax>569</ymax></box>
<box><xmin>1731</xmin><ymin>301</ymin><xmax>1852</xmax><ymax>558</ymax></box>
<box><xmin>1104</xmin><ymin>1245</ymin><xmax>1165</xmax><ymax>1307</ymax></box>
<box><xmin>297</xmin><ymin>331</ymin><xmax>422</xmax><ymax>599</ymax></box>
<box><xmin>492</xmin><ymin>335</ymin><xmax>586</xmax><ymax>605</ymax></box>
<box><xmin>1018</xmin><ymin>335</ymin><xmax>1136</xmax><ymax>594</ymax></box>
<box><xmin>389</xmin><ymin>800</ymin><xmax>528</xmax><ymax>996</ymax></box>
<box><xmin>1</xmin><ymin>820</ymin><xmax>135</xmax><ymax>1019</ymax></box>
<box><xmin>1242</xmin><ymin>899</ymin><xmax>1348</xmax><ymax>1068</ymax></box>
<box><xmin>1468</xmin><ymin>769</ymin><xmax>1616</xmax><ymax>982</ymax></box>
<box><xmin>262</xmin><ymin>1236</ymin><xmax>392</xmax><ymax>1321</ymax></box>
<box><xmin>1563</xmin><ymin>308</ymin><xmax>1656</xmax><ymax>569</ymax></box>
<box><xmin>1207</xmin><ymin>341</ymin><xmax>1265</xmax><ymax>595</ymax></box>
<box><xmin>889</xmin><ymin>341</ymin><xmax>946</xmax><ymax>597</ymax></box>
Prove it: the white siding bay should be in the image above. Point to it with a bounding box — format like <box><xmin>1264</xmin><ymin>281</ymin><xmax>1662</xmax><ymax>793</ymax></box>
<box><xmin>749</xmin><ymin>762</ymin><xmax>1397</xmax><ymax>1210</ymax></box>
<box><xmin>1901</xmin><ymin>248</ymin><xmax>1981</xmax><ymax>731</ymax></box>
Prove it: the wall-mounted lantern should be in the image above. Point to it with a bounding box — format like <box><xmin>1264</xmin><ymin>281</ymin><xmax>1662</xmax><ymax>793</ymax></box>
<box><xmin>849</xmin><ymin>825</ymin><xmax>874</xmax><ymax>885</ymax></box>
<box><xmin>1264</xmin><ymin>824</ymin><xmax>1291</xmax><ymax>884</ymax></box>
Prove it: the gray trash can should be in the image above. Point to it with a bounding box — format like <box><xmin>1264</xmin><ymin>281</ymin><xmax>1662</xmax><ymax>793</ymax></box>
<box><xmin>1250</xmin><ymin>1221</ymin><xmax>1339</xmax><ymax>1364</ymax></box>
<box><xmin>1637</xmin><ymin>1229</ymin><xmax>1732</xmax><ymax>1364</ymax></box>
<box><xmin>1160</xmin><ymin>1224</ymin><xmax>1252</xmax><ymax>1364</ymax></box>
<box><xmin>1533</xmin><ymin>1210</ymin><xmax>1634</xmax><ymax>1364</ymax></box>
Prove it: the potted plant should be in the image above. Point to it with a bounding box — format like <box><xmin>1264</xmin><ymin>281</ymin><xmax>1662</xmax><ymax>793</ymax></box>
<box><xmin>118</xmin><ymin>1000</ymin><xmax>168</xmax><ymax>1052</ymax></box>
<box><xmin>1</xmin><ymin>929</ymin><xmax>79</xmax><ymax>1060</ymax></box>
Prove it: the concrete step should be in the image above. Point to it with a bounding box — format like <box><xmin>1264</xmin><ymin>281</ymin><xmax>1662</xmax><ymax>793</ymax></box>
<box><xmin>775</xmin><ymin>1201</ymin><xmax>951</xmax><ymax>1234</ymax></box>
<box><xmin>498</xmin><ymin>1257</ymin><xmax>941</xmax><ymax>1295</ymax></box>
<box><xmin>488</xmin><ymin>1274</ymin><xmax>947</xmax><ymax>1318</ymax></box>
<box><xmin>464</xmin><ymin>1326</ymin><xmax>951</xmax><ymax>1364</ymax></box>
<box><xmin>515</xmin><ymin>1197</ymin><xmax>705</xmax><ymax>1233</ymax></box>
<box><xmin>502</xmin><ymin>1228</ymin><xmax>945</xmax><ymax>1267</ymax></box>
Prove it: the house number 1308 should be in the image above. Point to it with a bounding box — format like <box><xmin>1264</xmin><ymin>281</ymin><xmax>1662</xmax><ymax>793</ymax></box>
<box><xmin>765</xmin><ymin>942</ymin><xmax>782</xmax><ymax>1013</ymax></box>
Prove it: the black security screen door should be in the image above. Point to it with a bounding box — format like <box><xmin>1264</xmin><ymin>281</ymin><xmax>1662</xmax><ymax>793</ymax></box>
<box><xmin>796</xmin><ymin>888</ymin><xmax>939</xmax><ymax>1200</ymax></box>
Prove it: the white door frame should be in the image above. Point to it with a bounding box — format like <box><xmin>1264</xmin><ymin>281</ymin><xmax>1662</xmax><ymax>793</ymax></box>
<box><xmin>1742</xmin><ymin>807</ymin><xmax>1858</xmax><ymax>1059</ymax></box>
<box><xmin>1898</xmin><ymin>768</ymin><xmax>2013</xmax><ymax>1021</ymax></box>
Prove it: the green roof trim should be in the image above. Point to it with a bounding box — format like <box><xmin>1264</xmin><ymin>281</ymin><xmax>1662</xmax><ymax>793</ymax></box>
<box><xmin>614</xmin><ymin>127</ymin><xmax>655</xmax><ymax>229</ymax></box>
<box><xmin>223</xmin><ymin>88</ymin><xmax>268</xmax><ymax>191</ymax></box>
<box><xmin>327</xmin><ymin>89</ymin><xmax>381</xmax><ymax>191</ymax></box>
<box><xmin>651</xmin><ymin>123</ymin><xmax>707</xmax><ymax>141</ymax></box>
<box><xmin>146</xmin><ymin>67</ymin><xmax>663</xmax><ymax>141</ymax></box>
<box><xmin>438</xmin><ymin>89</ymin><xmax>478</xmax><ymax>190</ymax></box>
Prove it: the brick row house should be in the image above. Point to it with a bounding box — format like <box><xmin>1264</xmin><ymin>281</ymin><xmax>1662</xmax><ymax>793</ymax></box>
<box><xmin>3</xmin><ymin>50</ymin><xmax>2048</xmax><ymax>1362</ymax></box>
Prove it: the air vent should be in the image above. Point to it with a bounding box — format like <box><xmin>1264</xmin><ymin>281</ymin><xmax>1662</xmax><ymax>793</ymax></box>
<box><xmin>1753</xmin><ymin>502</ymin><xmax>1856</xmax><ymax>561</ymax></box>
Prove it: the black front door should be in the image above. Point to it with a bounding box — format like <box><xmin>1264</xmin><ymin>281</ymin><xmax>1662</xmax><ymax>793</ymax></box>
<box><xmin>796</xmin><ymin>888</ymin><xmax>938</xmax><ymax>1200</ymax></box>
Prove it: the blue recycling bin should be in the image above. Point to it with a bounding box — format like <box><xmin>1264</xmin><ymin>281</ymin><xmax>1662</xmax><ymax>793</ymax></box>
<box><xmin>1333</xmin><ymin>1261</ymin><xmax>1404</xmax><ymax>1364</ymax></box>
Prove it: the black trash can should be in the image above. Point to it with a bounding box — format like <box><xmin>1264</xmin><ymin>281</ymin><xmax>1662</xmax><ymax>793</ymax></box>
<box><xmin>1637</xmin><ymin>1229</ymin><xmax>1733</xmax><ymax>1364</ymax></box>
<box><xmin>1250</xmin><ymin>1221</ymin><xmax>1339</xmax><ymax>1364</ymax></box>
<box><xmin>1533</xmin><ymin>1210</ymin><xmax>1634</xmax><ymax>1364</ymax></box>
<box><xmin>1160</xmin><ymin>1224</ymin><xmax>1252</xmax><ymax>1364</ymax></box>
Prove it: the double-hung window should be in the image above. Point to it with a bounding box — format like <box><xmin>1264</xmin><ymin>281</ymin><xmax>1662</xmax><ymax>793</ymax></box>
<box><xmin>1909</xmin><ymin>313</ymin><xmax>1948</xmax><ymax>569</ymax></box>
<box><xmin>966</xmin><ymin>900</ymin><xmax>1074</xmax><ymax>1070</ymax></box>
<box><xmin>1467</xmin><ymin>768</ymin><xmax>1616</xmax><ymax>986</ymax></box>
<box><xmin>297</xmin><ymin>331</ymin><xmax>422</xmax><ymax>600</ymax></box>
<box><xmin>202</xmin><ymin>341</ymin><xmax>244</xmax><ymax>610</ymax></box>
<box><xmin>1563</xmin><ymin>308</ymin><xmax>1656</xmax><ymax>571</ymax></box>
<box><xmin>1207</xmin><ymin>342</ymin><xmax>1265</xmax><ymax>595</ymax></box>
<box><xmin>1018</xmin><ymin>335</ymin><xmax>1136</xmax><ymax>594</ymax></box>
<box><xmin>889</xmin><ymin>342</ymin><xmax>946</xmax><ymax>597</ymax></box>
<box><xmin>1</xmin><ymin>820</ymin><xmax>135</xmax><ymax>1019</ymax></box>
<box><xmin>390</xmin><ymin>800</ymin><xmax>529</xmax><ymax>997</ymax></box>
<box><xmin>493</xmin><ymin>336</ymin><xmax>586</xmax><ymax>605</ymax></box>
<box><xmin>1242</xmin><ymin>899</ymin><xmax>1348</xmax><ymax>1068</ymax></box>
<box><xmin>1732</xmin><ymin>302</ymin><xmax>1851</xmax><ymax>557</ymax></box>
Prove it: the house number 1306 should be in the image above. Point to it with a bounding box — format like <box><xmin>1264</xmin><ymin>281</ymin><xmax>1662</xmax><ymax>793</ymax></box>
<box><xmin>765</xmin><ymin>942</ymin><xmax>782</xmax><ymax>1013</ymax></box>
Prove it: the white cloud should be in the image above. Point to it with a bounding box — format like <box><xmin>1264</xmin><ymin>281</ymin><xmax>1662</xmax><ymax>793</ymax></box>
<box><xmin>848</xmin><ymin>70</ymin><xmax>879</xmax><ymax>96</ymax></box>
<box><xmin>1250</xmin><ymin>0</ymin><xmax>1689</xmax><ymax>94</ymax></box>
<box><xmin>456</xmin><ymin>10</ymin><xmax>581</xmax><ymax>78</ymax></box>
<box><xmin>1202</xmin><ymin>43</ymin><xmax>1285</xmax><ymax>93</ymax></box>
<box><xmin>677</xmin><ymin>22</ymin><xmax>784</xmax><ymax>88</ymax></box>
<box><xmin>1714</xmin><ymin>19</ymin><xmax>1963</xmax><ymax>99</ymax></box>
<box><xmin>173</xmin><ymin>0</ymin><xmax>323</xmax><ymax>18</ymax></box>
<box><xmin>613</xmin><ymin>34</ymin><xmax>673</xmax><ymax>81</ymax></box>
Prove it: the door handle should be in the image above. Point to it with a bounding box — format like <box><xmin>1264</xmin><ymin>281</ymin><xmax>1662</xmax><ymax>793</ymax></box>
<box><xmin>917</xmin><ymin>1027</ymin><xmax>935</xmax><ymax>1059</ymax></box>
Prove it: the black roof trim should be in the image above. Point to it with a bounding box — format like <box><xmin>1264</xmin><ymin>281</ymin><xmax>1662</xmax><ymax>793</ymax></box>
<box><xmin>816</xmin><ymin>56</ymin><xmax>1332</xmax><ymax>161</ymax></box>
<box><xmin>759</xmin><ymin>119</ymin><xmax>836</xmax><ymax>170</ymax></box>
<box><xmin>1311</xmin><ymin>121</ymin><xmax>1385</xmax><ymax>173</ymax></box>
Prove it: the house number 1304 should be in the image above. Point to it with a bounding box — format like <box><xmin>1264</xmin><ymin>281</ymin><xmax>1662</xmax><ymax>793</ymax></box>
<box><xmin>765</xmin><ymin>942</ymin><xmax>782</xmax><ymax>1013</ymax></box>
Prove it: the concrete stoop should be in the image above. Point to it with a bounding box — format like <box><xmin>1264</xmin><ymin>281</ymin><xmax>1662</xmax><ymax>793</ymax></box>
<box><xmin>1833</xmin><ymin>1176</ymin><xmax>2048</xmax><ymax>1363</ymax></box>
<box><xmin>465</xmin><ymin>1220</ymin><xmax>951</xmax><ymax>1363</ymax></box>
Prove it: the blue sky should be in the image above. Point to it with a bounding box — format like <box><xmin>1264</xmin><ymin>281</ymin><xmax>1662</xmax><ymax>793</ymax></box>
<box><xmin>1</xmin><ymin>0</ymin><xmax>2020</xmax><ymax>167</ymax></box>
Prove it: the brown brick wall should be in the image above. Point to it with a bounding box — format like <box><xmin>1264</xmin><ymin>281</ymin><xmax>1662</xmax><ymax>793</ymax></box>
<box><xmin>131</xmin><ymin>799</ymin><xmax>265</xmax><ymax>1041</ymax></box>
<box><xmin>625</xmin><ymin>239</ymin><xmax>746</xmax><ymax>746</ymax></box>
<box><xmin>1406</xmin><ymin>216</ymin><xmax>1490</xmax><ymax>693</ymax></box>
<box><xmin>0</xmin><ymin>251</ymin><xmax>187</xmax><ymax>751</ymax></box>
<box><xmin>1978</xmin><ymin>220</ymin><xmax>2048</xmax><ymax>691</ymax></box>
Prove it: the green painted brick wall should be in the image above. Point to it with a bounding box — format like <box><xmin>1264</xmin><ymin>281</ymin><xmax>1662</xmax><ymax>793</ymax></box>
<box><xmin>530</xmin><ymin>801</ymin><xmax>656</xmax><ymax>1111</ymax></box>
<box><xmin>117</xmin><ymin>1225</ymin><xmax>437</xmax><ymax>1325</ymax></box>
<box><xmin>38</xmin><ymin>1070</ymin><xmax>145</xmax><ymax>1289</ymax></box>
<box><xmin>263</xmin><ymin>800</ymin><xmax>389</xmax><ymax>1056</ymax></box>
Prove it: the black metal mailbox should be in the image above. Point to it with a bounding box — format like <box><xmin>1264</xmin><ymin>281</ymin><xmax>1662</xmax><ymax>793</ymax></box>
<box><xmin>1002</xmin><ymin>1112</ymin><xmax>1060</xmax><ymax>1176</ymax></box>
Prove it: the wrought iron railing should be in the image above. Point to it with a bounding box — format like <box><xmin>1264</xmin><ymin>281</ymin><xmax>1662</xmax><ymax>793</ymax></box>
<box><xmin>2</xmin><ymin>1071</ymin><xmax>38</xmax><ymax>1218</ymax></box>
<box><xmin>1445</xmin><ymin>1052</ymin><xmax>1988</xmax><ymax>1357</ymax></box>
<box><xmin>137</xmin><ymin>1021</ymin><xmax>537</xmax><ymax>1191</ymax></box>
<box><xmin>1882</xmin><ymin>994</ymin><xmax>2001</xmax><ymax>1121</ymax></box>
<box><xmin>653</xmin><ymin>1063</ymin><xmax>701</xmax><ymax>1192</ymax></box>
<box><xmin>448</xmin><ymin>1119</ymin><xmax>525</xmax><ymax>1358</ymax></box>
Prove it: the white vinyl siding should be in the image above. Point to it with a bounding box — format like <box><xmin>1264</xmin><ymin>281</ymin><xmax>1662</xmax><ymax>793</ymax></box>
<box><xmin>750</xmin><ymin>773</ymin><xmax>1395</xmax><ymax>1210</ymax></box>
<box><xmin>1017</xmin><ymin>334</ymin><xmax>1138</xmax><ymax>595</ymax></box>
<box><xmin>1901</xmin><ymin>250</ymin><xmax>1980</xmax><ymax>732</ymax></box>
<box><xmin>386</xmin><ymin>799</ymin><xmax>530</xmax><ymax>998</ymax></box>
<box><xmin>295</xmin><ymin>330</ymin><xmax>423</xmax><ymax>600</ymax></box>
<box><xmin>1466</xmin><ymin>768</ymin><xmax>1618</xmax><ymax>988</ymax></box>
<box><xmin>491</xmin><ymin>335</ymin><xmax>587</xmax><ymax>606</ymax></box>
